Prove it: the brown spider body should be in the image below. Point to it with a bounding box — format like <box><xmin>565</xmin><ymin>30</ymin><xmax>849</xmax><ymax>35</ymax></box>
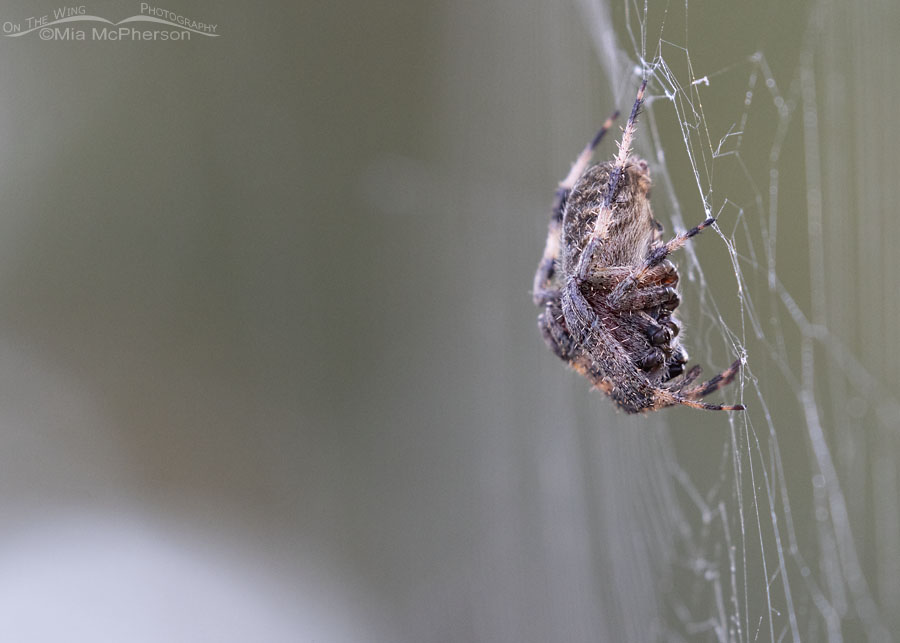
<box><xmin>533</xmin><ymin>82</ymin><xmax>744</xmax><ymax>413</ymax></box>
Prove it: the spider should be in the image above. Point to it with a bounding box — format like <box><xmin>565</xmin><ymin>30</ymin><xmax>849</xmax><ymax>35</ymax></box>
<box><xmin>532</xmin><ymin>79</ymin><xmax>745</xmax><ymax>413</ymax></box>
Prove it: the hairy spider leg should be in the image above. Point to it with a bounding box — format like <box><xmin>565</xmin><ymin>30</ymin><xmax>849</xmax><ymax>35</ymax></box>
<box><xmin>576</xmin><ymin>79</ymin><xmax>648</xmax><ymax>282</ymax></box>
<box><xmin>559</xmin><ymin>111</ymin><xmax>621</xmax><ymax>193</ymax></box>
<box><xmin>533</xmin><ymin>110</ymin><xmax>620</xmax><ymax>306</ymax></box>
<box><xmin>680</xmin><ymin>358</ymin><xmax>743</xmax><ymax>401</ymax></box>
<box><xmin>657</xmin><ymin>393</ymin><xmax>745</xmax><ymax>412</ymax></box>
<box><xmin>583</xmin><ymin>259</ymin><xmax>678</xmax><ymax>292</ymax></box>
<box><xmin>538</xmin><ymin>301</ymin><xmax>578</xmax><ymax>361</ymax></box>
<box><xmin>610</xmin><ymin>285</ymin><xmax>680</xmax><ymax>313</ymax></box>
<box><xmin>563</xmin><ymin>279</ymin><xmax>637</xmax><ymax>374</ymax></box>
<box><xmin>649</xmin><ymin>358</ymin><xmax>744</xmax><ymax>411</ymax></box>
<box><xmin>674</xmin><ymin>364</ymin><xmax>703</xmax><ymax>389</ymax></box>
<box><xmin>608</xmin><ymin>216</ymin><xmax>716</xmax><ymax>305</ymax></box>
<box><xmin>631</xmin><ymin>311</ymin><xmax>680</xmax><ymax>347</ymax></box>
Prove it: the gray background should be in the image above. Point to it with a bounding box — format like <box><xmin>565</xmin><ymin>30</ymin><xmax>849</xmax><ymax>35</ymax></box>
<box><xmin>0</xmin><ymin>0</ymin><xmax>896</xmax><ymax>641</ymax></box>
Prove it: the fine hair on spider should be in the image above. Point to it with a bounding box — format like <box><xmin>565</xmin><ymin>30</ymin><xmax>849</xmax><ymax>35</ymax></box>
<box><xmin>533</xmin><ymin>78</ymin><xmax>745</xmax><ymax>413</ymax></box>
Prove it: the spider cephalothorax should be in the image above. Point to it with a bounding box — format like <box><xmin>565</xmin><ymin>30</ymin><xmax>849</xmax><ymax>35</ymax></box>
<box><xmin>533</xmin><ymin>80</ymin><xmax>744</xmax><ymax>413</ymax></box>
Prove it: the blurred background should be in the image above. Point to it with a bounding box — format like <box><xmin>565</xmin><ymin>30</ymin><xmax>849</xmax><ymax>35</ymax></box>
<box><xmin>0</xmin><ymin>0</ymin><xmax>897</xmax><ymax>640</ymax></box>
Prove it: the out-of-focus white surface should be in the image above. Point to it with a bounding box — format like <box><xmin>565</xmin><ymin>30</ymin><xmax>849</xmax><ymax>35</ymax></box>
<box><xmin>0</xmin><ymin>511</ymin><xmax>380</xmax><ymax>643</ymax></box>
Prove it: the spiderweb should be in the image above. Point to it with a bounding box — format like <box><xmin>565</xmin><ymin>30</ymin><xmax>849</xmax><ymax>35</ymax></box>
<box><xmin>356</xmin><ymin>0</ymin><xmax>899</xmax><ymax>639</ymax></box>
<box><xmin>570</xmin><ymin>0</ymin><xmax>899</xmax><ymax>641</ymax></box>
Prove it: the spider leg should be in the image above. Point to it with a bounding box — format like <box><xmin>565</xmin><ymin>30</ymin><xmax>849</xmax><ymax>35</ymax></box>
<box><xmin>650</xmin><ymin>217</ymin><xmax>664</xmax><ymax>244</ymax></box>
<box><xmin>559</xmin><ymin>112</ymin><xmax>621</xmax><ymax>194</ymax></box>
<box><xmin>637</xmin><ymin>346</ymin><xmax>666</xmax><ymax>373</ymax></box>
<box><xmin>533</xmin><ymin>111</ymin><xmax>619</xmax><ymax>306</ymax></box>
<box><xmin>609</xmin><ymin>285</ymin><xmax>680</xmax><ymax>315</ymax></box>
<box><xmin>648</xmin><ymin>357</ymin><xmax>744</xmax><ymax>411</ymax></box>
<box><xmin>650</xmin><ymin>387</ymin><xmax>745</xmax><ymax>412</ymax></box>
<box><xmin>538</xmin><ymin>301</ymin><xmax>578</xmax><ymax>361</ymax></box>
<box><xmin>532</xmin><ymin>226</ymin><xmax>563</xmax><ymax>306</ymax></box>
<box><xmin>562</xmin><ymin>278</ymin><xmax>637</xmax><ymax>382</ymax></box>
<box><xmin>582</xmin><ymin>259</ymin><xmax>677</xmax><ymax>293</ymax></box>
<box><xmin>576</xmin><ymin>79</ymin><xmax>648</xmax><ymax>281</ymax></box>
<box><xmin>671</xmin><ymin>364</ymin><xmax>702</xmax><ymax>389</ymax></box>
<box><xmin>586</xmin><ymin>261</ymin><xmax>680</xmax><ymax>348</ymax></box>
<box><xmin>680</xmin><ymin>358</ymin><xmax>743</xmax><ymax>400</ymax></box>
<box><xmin>659</xmin><ymin>344</ymin><xmax>689</xmax><ymax>382</ymax></box>
<box><xmin>671</xmin><ymin>397</ymin><xmax>745</xmax><ymax>412</ymax></box>
<box><xmin>608</xmin><ymin>216</ymin><xmax>716</xmax><ymax>305</ymax></box>
<box><xmin>630</xmin><ymin>311</ymin><xmax>680</xmax><ymax>347</ymax></box>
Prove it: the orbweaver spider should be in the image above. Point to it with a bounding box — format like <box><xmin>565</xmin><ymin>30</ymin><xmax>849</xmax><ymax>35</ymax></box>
<box><xmin>532</xmin><ymin>80</ymin><xmax>745</xmax><ymax>413</ymax></box>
